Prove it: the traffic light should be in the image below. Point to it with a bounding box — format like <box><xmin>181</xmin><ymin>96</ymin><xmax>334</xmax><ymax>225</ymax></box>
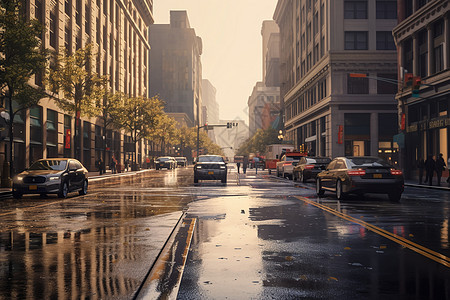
<box><xmin>404</xmin><ymin>73</ymin><xmax>414</xmax><ymax>87</ymax></box>
<box><xmin>412</xmin><ymin>76</ymin><xmax>421</xmax><ymax>97</ymax></box>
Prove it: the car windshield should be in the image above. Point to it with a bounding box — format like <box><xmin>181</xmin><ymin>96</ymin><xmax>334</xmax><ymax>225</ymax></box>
<box><xmin>307</xmin><ymin>158</ymin><xmax>331</xmax><ymax>164</ymax></box>
<box><xmin>198</xmin><ymin>156</ymin><xmax>224</xmax><ymax>163</ymax></box>
<box><xmin>286</xmin><ymin>156</ymin><xmax>303</xmax><ymax>161</ymax></box>
<box><xmin>157</xmin><ymin>157</ymin><xmax>170</xmax><ymax>162</ymax></box>
<box><xmin>29</xmin><ymin>160</ymin><xmax>67</xmax><ymax>171</ymax></box>
<box><xmin>175</xmin><ymin>158</ymin><xmax>186</xmax><ymax>161</ymax></box>
<box><xmin>348</xmin><ymin>157</ymin><xmax>391</xmax><ymax>167</ymax></box>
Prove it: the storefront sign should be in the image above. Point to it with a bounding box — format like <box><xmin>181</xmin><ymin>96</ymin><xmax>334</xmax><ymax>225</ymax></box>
<box><xmin>337</xmin><ymin>125</ymin><xmax>343</xmax><ymax>144</ymax></box>
<box><xmin>407</xmin><ymin>117</ymin><xmax>450</xmax><ymax>133</ymax></box>
<box><xmin>65</xmin><ymin>129</ymin><xmax>71</xmax><ymax>149</ymax></box>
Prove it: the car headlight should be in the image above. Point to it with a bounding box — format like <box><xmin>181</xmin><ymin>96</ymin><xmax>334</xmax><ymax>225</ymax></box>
<box><xmin>49</xmin><ymin>176</ymin><xmax>60</xmax><ymax>181</ymax></box>
<box><xmin>13</xmin><ymin>176</ymin><xmax>23</xmax><ymax>183</ymax></box>
<box><xmin>195</xmin><ymin>165</ymin><xmax>201</xmax><ymax>169</ymax></box>
<box><xmin>220</xmin><ymin>166</ymin><xmax>226</xmax><ymax>169</ymax></box>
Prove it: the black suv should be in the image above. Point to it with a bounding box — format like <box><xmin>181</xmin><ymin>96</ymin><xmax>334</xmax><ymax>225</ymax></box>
<box><xmin>194</xmin><ymin>155</ymin><xmax>227</xmax><ymax>184</ymax></box>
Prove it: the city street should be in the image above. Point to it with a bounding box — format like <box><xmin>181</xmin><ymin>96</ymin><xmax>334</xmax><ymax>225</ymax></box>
<box><xmin>0</xmin><ymin>167</ymin><xmax>449</xmax><ymax>299</ymax></box>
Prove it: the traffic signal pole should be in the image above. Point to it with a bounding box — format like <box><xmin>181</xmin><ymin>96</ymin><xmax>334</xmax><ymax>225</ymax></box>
<box><xmin>196</xmin><ymin>123</ymin><xmax>238</xmax><ymax>159</ymax></box>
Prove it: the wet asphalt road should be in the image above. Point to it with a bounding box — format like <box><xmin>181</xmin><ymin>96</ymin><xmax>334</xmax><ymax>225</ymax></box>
<box><xmin>0</xmin><ymin>167</ymin><xmax>449</xmax><ymax>299</ymax></box>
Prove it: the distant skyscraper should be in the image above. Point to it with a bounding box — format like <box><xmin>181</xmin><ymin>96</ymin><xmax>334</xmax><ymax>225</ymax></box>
<box><xmin>149</xmin><ymin>11</ymin><xmax>203</xmax><ymax>127</ymax></box>
<box><xmin>248</xmin><ymin>20</ymin><xmax>281</xmax><ymax>137</ymax></box>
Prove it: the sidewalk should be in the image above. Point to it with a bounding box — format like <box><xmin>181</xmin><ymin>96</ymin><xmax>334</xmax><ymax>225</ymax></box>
<box><xmin>404</xmin><ymin>179</ymin><xmax>450</xmax><ymax>191</ymax></box>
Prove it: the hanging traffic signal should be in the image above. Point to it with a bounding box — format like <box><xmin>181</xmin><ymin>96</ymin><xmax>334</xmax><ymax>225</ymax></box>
<box><xmin>404</xmin><ymin>73</ymin><xmax>414</xmax><ymax>87</ymax></box>
<box><xmin>227</xmin><ymin>122</ymin><xmax>231</xmax><ymax>128</ymax></box>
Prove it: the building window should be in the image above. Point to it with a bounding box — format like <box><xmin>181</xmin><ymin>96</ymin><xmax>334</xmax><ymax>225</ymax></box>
<box><xmin>348</xmin><ymin>74</ymin><xmax>369</xmax><ymax>94</ymax></box>
<box><xmin>377</xmin><ymin>73</ymin><xmax>397</xmax><ymax>94</ymax></box>
<box><xmin>434</xmin><ymin>45</ymin><xmax>444</xmax><ymax>73</ymax></box>
<box><xmin>85</xmin><ymin>5</ymin><xmax>91</xmax><ymax>34</ymax></box>
<box><xmin>76</xmin><ymin>0</ymin><xmax>82</xmax><ymax>26</ymax></box>
<box><xmin>49</xmin><ymin>12</ymin><xmax>57</xmax><ymax>48</ymax></box>
<box><xmin>345</xmin><ymin>31</ymin><xmax>368</xmax><ymax>50</ymax></box>
<box><xmin>403</xmin><ymin>38</ymin><xmax>413</xmax><ymax>74</ymax></box>
<box><xmin>344</xmin><ymin>1</ymin><xmax>367</xmax><ymax>19</ymax></box>
<box><xmin>376</xmin><ymin>31</ymin><xmax>395</xmax><ymax>50</ymax></box>
<box><xmin>64</xmin><ymin>0</ymin><xmax>71</xmax><ymax>16</ymax></box>
<box><xmin>418</xmin><ymin>30</ymin><xmax>428</xmax><ymax>78</ymax></box>
<box><xmin>376</xmin><ymin>1</ymin><xmax>397</xmax><ymax>19</ymax></box>
<box><xmin>64</xmin><ymin>26</ymin><xmax>71</xmax><ymax>53</ymax></box>
<box><xmin>35</xmin><ymin>0</ymin><xmax>43</xmax><ymax>25</ymax></box>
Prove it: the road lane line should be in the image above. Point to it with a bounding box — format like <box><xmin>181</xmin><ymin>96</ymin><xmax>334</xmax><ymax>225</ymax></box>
<box><xmin>295</xmin><ymin>196</ymin><xmax>450</xmax><ymax>268</ymax></box>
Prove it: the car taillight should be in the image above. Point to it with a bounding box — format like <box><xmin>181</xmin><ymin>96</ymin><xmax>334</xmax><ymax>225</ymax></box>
<box><xmin>390</xmin><ymin>169</ymin><xmax>403</xmax><ymax>175</ymax></box>
<box><xmin>283</xmin><ymin>162</ymin><xmax>292</xmax><ymax>166</ymax></box>
<box><xmin>347</xmin><ymin>169</ymin><xmax>366</xmax><ymax>176</ymax></box>
<box><xmin>304</xmin><ymin>165</ymin><xmax>314</xmax><ymax>169</ymax></box>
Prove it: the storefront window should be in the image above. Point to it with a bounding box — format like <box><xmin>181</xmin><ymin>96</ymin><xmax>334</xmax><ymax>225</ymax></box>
<box><xmin>344</xmin><ymin>113</ymin><xmax>370</xmax><ymax>156</ymax></box>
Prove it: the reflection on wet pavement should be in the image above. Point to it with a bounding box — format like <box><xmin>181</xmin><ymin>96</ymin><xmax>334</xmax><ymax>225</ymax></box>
<box><xmin>178</xmin><ymin>173</ymin><xmax>450</xmax><ymax>299</ymax></box>
<box><xmin>0</xmin><ymin>169</ymin><xmax>193</xmax><ymax>299</ymax></box>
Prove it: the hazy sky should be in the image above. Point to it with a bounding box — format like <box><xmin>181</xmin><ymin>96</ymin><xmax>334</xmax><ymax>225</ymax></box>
<box><xmin>153</xmin><ymin>0</ymin><xmax>278</xmax><ymax>124</ymax></box>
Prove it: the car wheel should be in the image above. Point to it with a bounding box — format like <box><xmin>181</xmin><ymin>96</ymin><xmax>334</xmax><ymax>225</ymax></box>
<box><xmin>194</xmin><ymin>175</ymin><xmax>199</xmax><ymax>184</ymax></box>
<box><xmin>12</xmin><ymin>190</ymin><xmax>22</xmax><ymax>199</ymax></box>
<box><xmin>221</xmin><ymin>176</ymin><xmax>227</xmax><ymax>184</ymax></box>
<box><xmin>58</xmin><ymin>182</ymin><xmax>69</xmax><ymax>198</ymax></box>
<box><xmin>79</xmin><ymin>180</ymin><xmax>88</xmax><ymax>195</ymax></box>
<box><xmin>316</xmin><ymin>179</ymin><xmax>324</xmax><ymax>196</ymax></box>
<box><xmin>336</xmin><ymin>180</ymin><xmax>346</xmax><ymax>200</ymax></box>
<box><xmin>388</xmin><ymin>191</ymin><xmax>402</xmax><ymax>202</ymax></box>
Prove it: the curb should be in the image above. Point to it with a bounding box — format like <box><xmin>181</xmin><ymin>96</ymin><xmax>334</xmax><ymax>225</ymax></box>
<box><xmin>404</xmin><ymin>182</ymin><xmax>450</xmax><ymax>191</ymax></box>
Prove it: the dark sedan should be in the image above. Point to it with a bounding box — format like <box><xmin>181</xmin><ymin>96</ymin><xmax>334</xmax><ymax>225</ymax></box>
<box><xmin>155</xmin><ymin>157</ymin><xmax>177</xmax><ymax>170</ymax></box>
<box><xmin>293</xmin><ymin>157</ymin><xmax>331</xmax><ymax>182</ymax></box>
<box><xmin>12</xmin><ymin>158</ymin><xmax>88</xmax><ymax>199</ymax></box>
<box><xmin>316</xmin><ymin>156</ymin><xmax>404</xmax><ymax>201</ymax></box>
<box><xmin>194</xmin><ymin>155</ymin><xmax>227</xmax><ymax>184</ymax></box>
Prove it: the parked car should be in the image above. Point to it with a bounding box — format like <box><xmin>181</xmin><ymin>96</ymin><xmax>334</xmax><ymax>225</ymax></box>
<box><xmin>194</xmin><ymin>155</ymin><xmax>227</xmax><ymax>184</ymax></box>
<box><xmin>293</xmin><ymin>157</ymin><xmax>331</xmax><ymax>182</ymax></box>
<box><xmin>175</xmin><ymin>157</ymin><xmax>188</xmax><ymax>167</ymax></box>
<box><xmin>316</xmin><ymin>156</ymin><xmax>404</xmax><ymax>201</ymax></box>
<box><xmin>276</xmin><ymin>152</ymin><xmax>306</xmax><ymax>179</ymax></box>
<box><xmin>12</xmin><ymin>158</ymin><xmax>88</xmax><ymax>199</ymax></box>
<box><xmin>155</xmin><ymin>157</ymin><xmax>177</xmax><ymax>170</ymax></box>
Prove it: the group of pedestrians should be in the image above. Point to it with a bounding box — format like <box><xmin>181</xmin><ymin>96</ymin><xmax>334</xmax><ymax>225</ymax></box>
<box><xmin>96</xmin><ymin>156</ymin><xmax>129</xmax><ymax>175</ymax></box>
<box><xmin>417</xmin><ymin>153</ymin><xmax>447</xmax><ymax>186</ymax></box>
<box><xmin>236</xmin><ymin>156</ymin><xmax>249</xmax><ymax>174</ymax></box>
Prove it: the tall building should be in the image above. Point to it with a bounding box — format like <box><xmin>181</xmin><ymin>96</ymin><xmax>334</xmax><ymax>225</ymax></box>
<box><xmin>0</xmin><ymin>0</ymin><xmax>154</xmax><ymax>173</ymax></box>
<box><xmin>274</xmin><ymin>0</ymin><xmax>399</xmax><ymax>161</ymax></box>
<box><xmin>201</xmin><ymin>79</ymin><xmax>219</xmax><ymax>143</ymax></box>
<box><xmin>149</xmin><ymin>11</ymin><xmax>203</xmax><ymax>128</ymax></box>
<box><xmin>393</xmin><ymin>0</ymin><xmax>450</xmax><ymax>178</ymax></box>
<box><xmin>248</xmin><ymin>20</ymin><xmax>281</xmax><ymax>137</ymax></box>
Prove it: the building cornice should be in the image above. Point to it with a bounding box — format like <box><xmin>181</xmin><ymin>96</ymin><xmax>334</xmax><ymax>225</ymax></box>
<box><xmin>393</xmin><ymin>0</ymin><xmax>449</xmax><ymax>43</ymax></box>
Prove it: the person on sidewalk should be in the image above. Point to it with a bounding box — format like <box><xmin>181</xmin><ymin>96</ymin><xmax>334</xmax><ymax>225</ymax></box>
<box><xmin>243</xmin><ymin>156</ymin><xmax>248</xmax><ymax>174</ymax></box>
<box><xmin>417</xmin><ymin>158</ymin><xmax>425</xmax><ymax>184</ymax></box>
<box><xmin>436</xmin><ymin>153</ymin><xmax>446</xmax><ymax>186</ymax></box>
<box><xmin>98</xmin><ymin>158</ymin><xmax>104</xmax><ymax>175</ymax></box>
<box><xmin>110</xmin><ymin>157</ymin><xmax>117</xmax><ymax>174</ymax></box>
<box><xmin>425</xmin><ymin>155</ymin><xmax>436</xmax><ymax>186</ymax></box>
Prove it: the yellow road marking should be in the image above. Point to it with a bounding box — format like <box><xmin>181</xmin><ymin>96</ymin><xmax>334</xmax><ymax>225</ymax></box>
<box><xmin>295</xmin><ymin>196</ymin><xmax>450</xmax><ymax>268</ymax></box>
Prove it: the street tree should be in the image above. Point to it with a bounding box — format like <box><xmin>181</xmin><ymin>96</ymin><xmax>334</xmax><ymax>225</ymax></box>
<box><xmin>0</xmin><ymin>0</ymin><xmax>48</xmax><ymax>177</ymax></box>
<box><xmin>237</xmin><ymin>128</ymin><xmax>278</xmax><ymax>156</ymax></box>
<box><xmin>47</xmin><ymin>44</ymin><xmax>103</xmax><ymax>159</ymax></box>
<box><xmin>116</xmin><ymin>95</ymin><xmax>164</xmax><ymax>166</ymax></box>
<box><xmin>96</xmin><ymin>86</ymin><xmax>122</xmax><ymax>163</ymax></box>
<box><xmin>148</xmin><ymin>113</ymin><xmax>178</xmax><ymax>155</ymax></box>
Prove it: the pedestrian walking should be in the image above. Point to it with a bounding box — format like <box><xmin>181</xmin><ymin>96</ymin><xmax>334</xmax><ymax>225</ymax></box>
<box><xmin>425</xmin><ymin>155</ymin><xmax>436</xmax><ymax>186</ymax></box>
<box><xmin>124</xmin><ymin>159</ymin><xmax>129</xmax><ymax>172</ymax></box>
<box><xmin>110</xmin><ymin>156</ymin><xmax>117</xmax><ymax>174</ymax></box>
<box><xmin>436</xmin><ymin>153</ymin><xmax>446</xmax><ymax>186</ymax></box>
<box><xmin>98</xmin><ymin>158</ymin><xmax>104</xmax><ymax>175</ymax></box>
<box><xmin>243</xmin><ymin>156</ymin><xmax>248</xmax><ymax>174</ymax></box>
<box><xmin>417</xmin><ymin>158</ymin><xmax>425</xmax><ymax>184</ymax></box>
<box><xmin>236</xmin><ymin>162</ymin><xmax>241</xmax><ymax>174</ymax></box>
